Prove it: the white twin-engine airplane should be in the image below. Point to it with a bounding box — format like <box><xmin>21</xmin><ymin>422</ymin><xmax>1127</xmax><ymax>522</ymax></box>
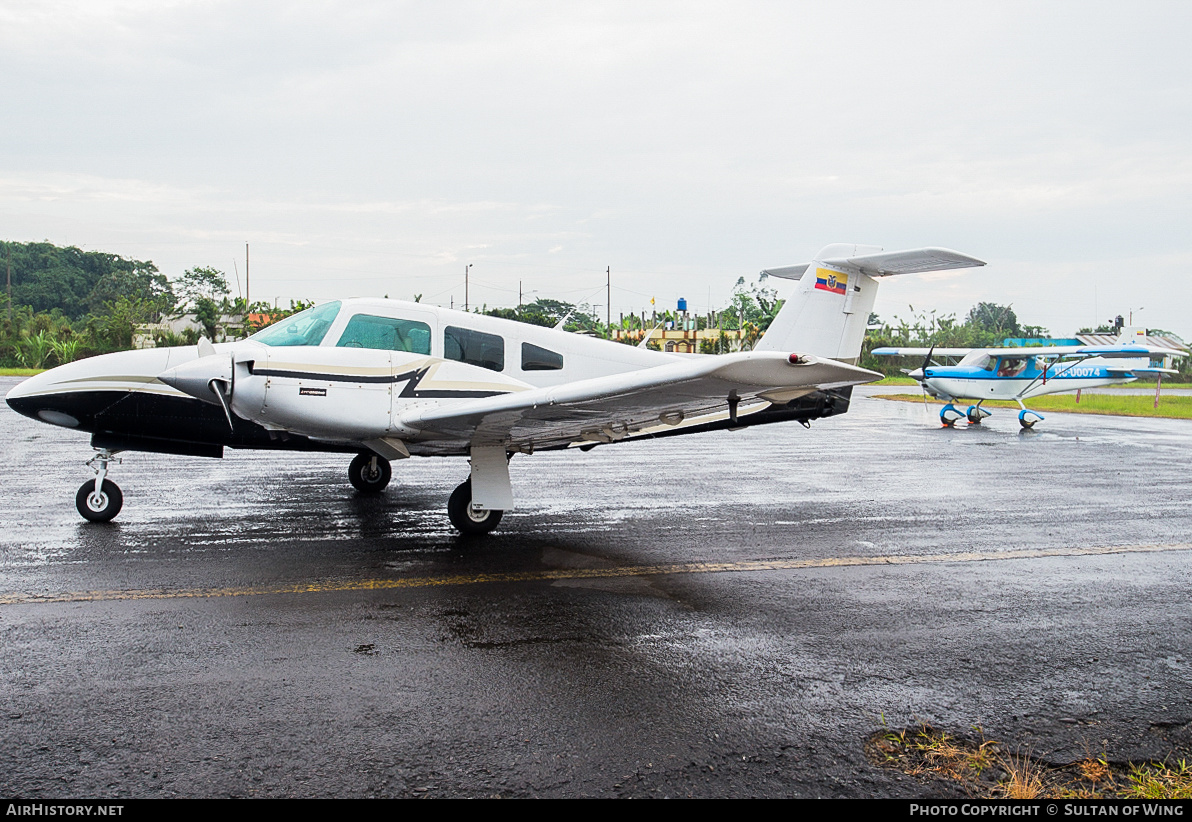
<box><xmin>7</xmin><ymin>244</ymin><xmax>983</xmax><ymax>534</ymax></box>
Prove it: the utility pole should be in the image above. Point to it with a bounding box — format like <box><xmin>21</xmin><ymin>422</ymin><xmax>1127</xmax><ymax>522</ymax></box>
<box><xmin>6</xmin><ymin>242</ymin><xmax>11</xmax><ymax>323</ymax></box>
<box><xmin>465</xmin><ymin>264</ymin><xmax>472</xmax><ymax>312</ymax></box>
<box><xmin>245</xmin><ymin>243</ymin><xmax>250</xmax><ymax>310</ymax></box>
<box><xmin>606</xmin><ymin>266</ymin><xmax>610</xmax><ymax>337</ymax></box>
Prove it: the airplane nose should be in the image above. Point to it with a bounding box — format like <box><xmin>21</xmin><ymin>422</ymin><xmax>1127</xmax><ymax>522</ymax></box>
<box><xmin>158</xmin><ymin>354</ymin><xmax>230</xmax><ymax>406</ymax></box>
<box><xmin>5</xmin><ymin>370</ymin><xmax>62</xmax><ymax>420</ymax></box>
<box><xmin>907</xmin><ymin>368</ymin><xmax>925</xmax><ymax>380</ymax></box>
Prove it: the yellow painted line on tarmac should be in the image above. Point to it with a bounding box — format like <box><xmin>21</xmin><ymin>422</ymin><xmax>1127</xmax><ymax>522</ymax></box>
<box><xmin>2</xmin><ymin>542</ymin><xmax>1190</xmax><ymax>607</ymax></box>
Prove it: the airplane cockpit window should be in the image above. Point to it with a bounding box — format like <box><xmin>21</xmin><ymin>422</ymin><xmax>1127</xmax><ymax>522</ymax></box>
<box><xmin>521</xmin><ymin>342</ymin><xmax>563</xmax><ymax>371</ymax></box>
<box><xmin>997</xmin><ymin>357</ymin><xmax>1028</xmax><ymax>377</ymax></box>
<box><xmin>336</xmin><ymin>314</ymin><xmax>431</xmax><ymax>354</ymax></box>
<box><xmin>444</xmin><ymin>326</ymin><xmax>504</xmax><ymax>372</ymax></box>
<box><xmin>249</xmin><ymin>301</ymin><xmax>341</xmax><ymax>347</ymax></box>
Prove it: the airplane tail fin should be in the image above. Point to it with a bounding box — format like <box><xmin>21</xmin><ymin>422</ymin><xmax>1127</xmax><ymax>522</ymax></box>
<box><xmin>754</xmin><ymin>245</ymin><xmax>985</xmax><ymax>364</ymax></box>
<box><xmin>1115</xmin><ymin>327</ymin><xmax>1148</xmax><ymax>344</ymax></box>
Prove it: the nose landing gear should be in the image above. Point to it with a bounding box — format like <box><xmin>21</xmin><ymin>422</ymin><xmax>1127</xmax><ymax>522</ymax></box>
<box><xmin>76</xmin><ymin>450</ymin><xmax>123</xmax><ymax>522</ymax></box>
<box><xmin>939</xmin><ymin>403</ymin><xmax>965</xmax><ymax>427</ymax></box>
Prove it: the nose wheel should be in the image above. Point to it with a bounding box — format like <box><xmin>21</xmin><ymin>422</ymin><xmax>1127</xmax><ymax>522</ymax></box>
<box><xmin>76</xmin><ymin>479</ymin><xmax>123</xmax><ymax>522</ymax></box>
<box><xmin>939</xmin><ymin>403</ymin><xmax>965</xmax><ymax>427</ymax></box>
<box><xmin>76</xmin><ymin>450</ymin><xmax>123</xmax><ymax>522</ymax></box>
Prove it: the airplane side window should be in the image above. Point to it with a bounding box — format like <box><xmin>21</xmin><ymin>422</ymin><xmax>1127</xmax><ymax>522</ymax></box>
<box><xmin>997</xmin><ymin>358</ymin><xmax>1027</xmax><ymax>377</ymax></box>
<box><xmin>444</xmin><ymin>326</ymin><xmax>504</xmax><ymax>372</ymax></box>
<box><xmin>522</xmin><ymin>342</ymin><xmax>563</xmax><ymax>371</ymax></box>
<box><xmin>335</xmin><ymin>314</ymin><xmax>431</xmax><ymax>354</ymax></box>
<box><xmin>249</xmin><ymin>301</ymin><xmax>342</xmax><ymax>347</ymax></box>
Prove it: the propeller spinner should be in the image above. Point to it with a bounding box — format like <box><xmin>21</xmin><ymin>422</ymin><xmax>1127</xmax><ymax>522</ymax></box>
<box><xmin>158</xmin><ymin>346</ymin><xmax>241</xmax><ymax>431</ymax></box>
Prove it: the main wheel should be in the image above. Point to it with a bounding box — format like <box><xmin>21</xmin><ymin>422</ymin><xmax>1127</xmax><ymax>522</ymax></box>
<box><xmin>1018</xmin><ymin>409</ymin><xmax>1043</xmax><ymax>429</ymax></box>
<box><xmin>75</xmin><ymin>479</ymin><xmax>123</xmax><ymax>523</ymax></box>
<box><xmin>348</xmin><ymin>453</ymin><xmax>391</xmax><ymax>493</ymax></box>
<box><xmin>447</xmin><ymin>479</ymin><xmax>503</xmax><ymax>536</ymax></box>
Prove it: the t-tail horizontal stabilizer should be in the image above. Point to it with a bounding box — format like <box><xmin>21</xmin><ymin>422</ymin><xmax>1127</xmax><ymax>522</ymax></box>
<box><xmin>756</xmin><ymin>245</ymin><xmax>985</xmax><ymax>365</ymax></box>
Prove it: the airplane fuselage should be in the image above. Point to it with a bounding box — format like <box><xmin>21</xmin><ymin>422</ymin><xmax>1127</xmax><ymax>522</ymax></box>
<box><xmin>6</xmin><ymin>298</ymin><xmax>852</xmax><ymax>460</ymax></box>
<box><xmin>922</xmin><ymin>359</ymin><xmax>1135</xmax><ymax>403</ymax></box>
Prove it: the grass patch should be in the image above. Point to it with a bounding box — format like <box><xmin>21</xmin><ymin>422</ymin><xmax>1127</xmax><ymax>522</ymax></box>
<box><xmin>874</xmin><ymin>392</ymin><xmax>1192</xmax><ymax>420</ymax></box>
<box><xmin>1123</xmin><ymin>760</ymin><xmax>1192</xmax><ymax>799</ymax></box>
<box><xmin>869</xmin><ymin>725</ymin><xmax>1192</xmax><ymax>799</ymax></box>
<box><xmin>0</xmin><ymin>368</ymin><xmax>43</xmax><ymax>377</ymax></box>
<box><xmin>870</xmin><ymin>375</ymin><xmax>921</xmax><ymax>386</ymax></box>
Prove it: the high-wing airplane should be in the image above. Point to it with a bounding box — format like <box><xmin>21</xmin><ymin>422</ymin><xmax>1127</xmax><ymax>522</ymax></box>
<box><xmin>7</xmin><ymin>243</ymin><xmax>984</xmax><ymax>534</ymax></box>
<box><xmin>873</xmin><ymin>332</ymin><xmax>1185</xmax><ymax>428</ymax></box>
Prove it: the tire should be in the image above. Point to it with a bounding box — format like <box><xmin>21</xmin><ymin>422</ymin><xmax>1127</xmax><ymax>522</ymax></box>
<box><xmin>348</xmin><ymin>453</ymin><xmax>391</xmax><ymax>493</ymax></box>
<box><xmin>447</xmin><ymin>479</ymin><xmax>503</xmax><ymax>536</ymax></box>
<box><xmin>75</xmin><ymin>479</ymin><xmax>123</xmax><ymax>523</ymax></box>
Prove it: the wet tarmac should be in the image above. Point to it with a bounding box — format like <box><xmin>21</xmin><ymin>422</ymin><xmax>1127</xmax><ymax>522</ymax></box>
<box><xmin>1</xmin><ymin>377</ymin><xmax>1191</xmax><ymax>798</ymax></box>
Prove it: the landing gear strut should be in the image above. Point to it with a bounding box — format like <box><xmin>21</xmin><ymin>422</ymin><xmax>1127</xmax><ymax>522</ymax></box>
<box><xmin>448</xmin><ymin>479</ymin><xmax>503</xmax><ymax>536</ymax></box>
<box><xmin>76</xmin><ymin>449</ymin><xmax>123</xmax><ymax>522</ymax></box>
<box><xmin>348</xmin><ymin>452</ymin><xmax>391</xmax><ymax>493</ymax></box>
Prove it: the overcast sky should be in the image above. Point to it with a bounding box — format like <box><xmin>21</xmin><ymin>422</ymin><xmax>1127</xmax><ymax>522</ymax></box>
<box><xmin>2</xmin><ymin>1</ymin><xmax>1189</xmax><ymax>338</ymax></box>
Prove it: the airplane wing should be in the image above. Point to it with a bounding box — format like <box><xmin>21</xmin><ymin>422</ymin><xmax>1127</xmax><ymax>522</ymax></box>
<box><xmin>872</xmin><ymin>344</ymin><xmax>1187</xmax><ymax>359</ymax></box>
<box><xmin>870</xmin><ymin>347</ymin><xmax>974</xmax><ymax>358</ymax></box>
<box><xmin>399</xmin><ymin>351</ymin><xmax>879</xmax><ymax>450</ymax></box>
<box><xmin>982</xmin><ymin>344</ymin><xmax>1186</xmax><ymax>359</ymax></box>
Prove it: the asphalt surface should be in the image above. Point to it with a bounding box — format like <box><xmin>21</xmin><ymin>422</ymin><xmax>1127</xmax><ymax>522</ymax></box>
<box><xmin>2</xmin><ymin>377</ymin><xmax>1191</xmax><ymax>798</ymax></box>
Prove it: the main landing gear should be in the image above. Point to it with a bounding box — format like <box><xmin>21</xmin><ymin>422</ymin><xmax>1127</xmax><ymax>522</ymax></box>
<box><xmin>966</xmin><ymin>404</ymin><xmax>992</xmax><ymax>425</ymax></box>
<box><xmin>448</xmin><ymin>479</ymin><xmax>503</xmax><ymax>536</ymax></box>
<box><xmin>75</xmin><ymin>449</ymin><xmax>123</xmax><ymax>523</ymax></box>
<box><xmin>1017</xmin><ymin>409</ymin><xmax>1044</xmax><ymax>429</ymax></box>
<box><xmin>348</xmin><ymin>452</ymin><xmax>392</xmax><ymax>493</ymax></box>
<box><xmin>1015</xmin><ymin>400</ymin><xmax>1044</xmax><ymax>429</ymax></box>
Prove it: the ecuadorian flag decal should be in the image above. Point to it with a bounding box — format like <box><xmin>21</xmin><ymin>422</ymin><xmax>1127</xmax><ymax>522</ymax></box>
<box><xmin>814</xmin><ymin>268</ymin><xmax>847</xmax><ymax>294</ymax></box>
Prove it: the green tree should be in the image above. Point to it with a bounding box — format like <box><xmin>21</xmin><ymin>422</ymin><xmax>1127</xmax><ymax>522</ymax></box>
<box><xmin>966</xmin><ymin>302</ymin><xmax>1020</xmax><ymax>337</ymax></box>
<box><xmin>86</xmin><ymin>266</ymin><xmax>175</xmax><ymax>320</ymax></box>
<box><xmin>90</xmin><ymin>296</ymin><xmax>158</xmax><ymax>350</ymax></box>
<box><xmin>483</xmin><ymin>298</ymin><xmax>601</xmax><ymax>333</ymax></box>
<box><xmin>175</xmin><ymin>266</ymin><xmax>231</xmax><ymax>310</ymax></box>
<box><xmin>1</xmin><ymin>240</ymin><xmax>164</xmax><ymax>320</ymax></box>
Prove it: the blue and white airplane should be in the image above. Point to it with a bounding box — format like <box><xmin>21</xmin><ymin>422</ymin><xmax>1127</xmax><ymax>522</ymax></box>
<box><xmin>874</xmin><ymin>332</ymin><xmax>1185</xmax><ymax>428</ymax></box>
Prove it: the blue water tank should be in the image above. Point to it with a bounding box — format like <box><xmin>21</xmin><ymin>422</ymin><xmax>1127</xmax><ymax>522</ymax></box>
<box><xmin>677</xmin><ymin>297</ymin><xmax>687</xmax><ymax>311</ymax></box>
